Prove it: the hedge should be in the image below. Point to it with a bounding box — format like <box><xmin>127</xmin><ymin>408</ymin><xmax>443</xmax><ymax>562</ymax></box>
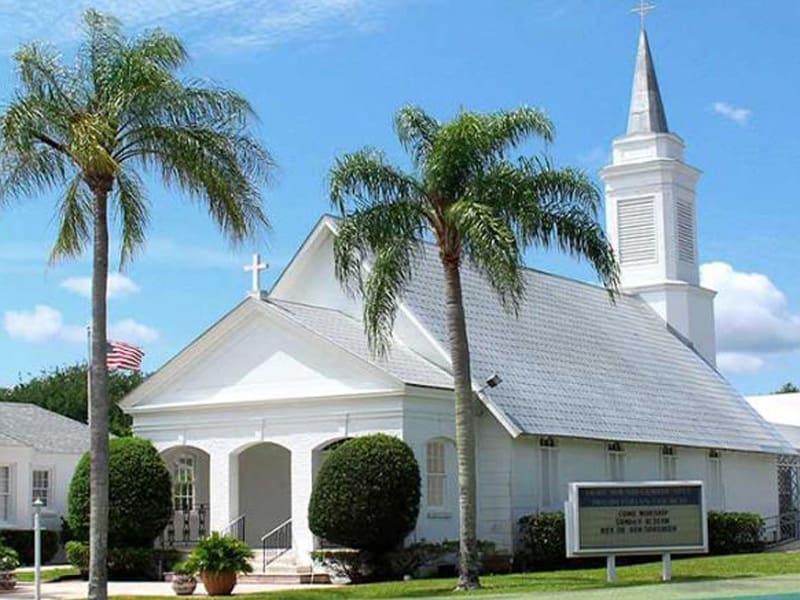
<box><xmin>67</xmin><ymin>437</ymin><xmax>172</xmax><ymax>547</ymax></box>
<box><xmin>312</xmin><ymin>540</ymin><xmax>501</xmax><ymax>583</ymax></box>
<box><xmin>515</xmin><ymin>512</ymin><xmax>566</xmax><ymax>570</ymax></box>
<box><xmin>66</xmin><ymin>541</ymin><xmax>160</xmax><ymax>580</ymax></box>
<box><xmin>0</xmin><ymin>530</ymin><xmax>59</xmax><ymax>566</ymax></box>
<box><xmin>308</xmin><ymin>434</ymin><xmax>420</xmax><ymax>553</ymax></box>
<box><xmin>707</xmin><ymin>511</ymin><xmax>764</xmax><ymax>555</ymax></box>
<box><xmin>515</xmin><ymin>510</ymin><xmax>766</xmax><ymax>571</ymax></box>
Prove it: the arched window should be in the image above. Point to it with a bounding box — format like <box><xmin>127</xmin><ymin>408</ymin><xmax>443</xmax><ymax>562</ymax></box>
<box><xmin>173</xmin><ymin>454</ymin><xmax>196</xmax><ymax>512</ymax></box>
<box><xmin>426</xmin><ymin>441</ymin><xmax>447</xmax><ymax>508</ymax></box>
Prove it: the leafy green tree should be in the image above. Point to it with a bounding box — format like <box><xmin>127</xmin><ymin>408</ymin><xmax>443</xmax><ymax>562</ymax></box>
<box><xmin>775</xmin><ymin>382</ymin><xmax>800</xmax><ymax>394</ymax></box>
<box><xmin>329</xmin><ymin>106</ymin><xmax>618</xmax><ymax>589</ymax></box>
<box><xmin>0</xmin><ymin>11</ymin><xmax>271</xmax><ymax>599</ymax></box>
<box><xmin>0</xmin><ymin>363</ymin><xmax>141</xmax><ymax>436</ymax></box>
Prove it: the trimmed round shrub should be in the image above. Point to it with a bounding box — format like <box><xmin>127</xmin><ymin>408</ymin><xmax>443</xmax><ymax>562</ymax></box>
<box><xmin>308</xmin><ymin>434</ymin><xmax>420</xmax><ymax>552</ymax></box>
<box><xmin>67</xmin><ymin>437</ymin><xmax>172</xmax><ymax>547</ymax></box>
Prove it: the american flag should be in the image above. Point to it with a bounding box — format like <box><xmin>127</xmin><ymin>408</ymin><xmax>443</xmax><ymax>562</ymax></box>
<box><xmin>106</xmin><ymin>341</ymin><xmax>144</xmax><ymax>371</ymax></box>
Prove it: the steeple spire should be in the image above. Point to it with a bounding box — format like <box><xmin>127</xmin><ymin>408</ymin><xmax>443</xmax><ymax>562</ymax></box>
<box><xmin>627</xmin><ymin>26</ymin><xmax>669</xmax><ymax>134</ymax></box>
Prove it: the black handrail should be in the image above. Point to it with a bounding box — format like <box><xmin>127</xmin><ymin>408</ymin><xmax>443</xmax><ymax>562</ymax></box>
<box><xmin>261</xmin><ymin>519</ymin><xmax>292</xmax><ymax>572</ymax></box>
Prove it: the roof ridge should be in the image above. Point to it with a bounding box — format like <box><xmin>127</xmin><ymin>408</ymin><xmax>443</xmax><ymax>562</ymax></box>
<box><xmin>268</xmin><ymin>298</ymin><xmax>358</xmax><ymax>320</ymax></box>
<box><xmin>265</xmin><ymin>298</ymin><xmax>453</xmax><ymax>388</ymax></box>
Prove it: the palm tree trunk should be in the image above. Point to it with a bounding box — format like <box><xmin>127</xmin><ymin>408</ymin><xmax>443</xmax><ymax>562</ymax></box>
<box><xmin>442</xmin><ymin>259</ymin><xmax>481</xmax><ymax>590</ymax></box>
<box><xmin>87</xmin><ymin>182</ymin><xmax>110</xmax><ymax>600</ymax></box>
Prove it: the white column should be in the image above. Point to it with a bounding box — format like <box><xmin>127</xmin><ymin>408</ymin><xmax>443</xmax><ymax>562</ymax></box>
<box><xmin>209</xmin><ymin>448</ymin><xmax>238</xmax><ymax>532</ymax></box>
<box><xmin>290</xmin><ymin>443</ymin><xmax>315</xmax><ymax>566</ymax></box>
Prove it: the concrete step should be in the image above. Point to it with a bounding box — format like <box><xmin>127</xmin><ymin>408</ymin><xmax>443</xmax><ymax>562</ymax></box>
<box><xmin>242</xmin><ymin>549</ymin><xmax>331</xmax><ymax>585</ymax></box>
<box><xmin>239</xmin><ymin>571</ymin><xmax>330</xmax><ymax>585</ymax></box>
<box><xmin>767</xmin><ymin>538</ymin><xmax>800</xmax><ymax>552</ymax></box>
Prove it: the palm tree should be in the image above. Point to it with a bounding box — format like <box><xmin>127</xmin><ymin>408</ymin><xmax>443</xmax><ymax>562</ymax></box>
<box><xmin>329</xmin><ymin>106</ymin><xmax>618</xmax><ymax>589</ymax></box>
<box><xmin>0</xmin><ymin>11</ymin><xmax>272</xmax><ymax>600</ymax></box>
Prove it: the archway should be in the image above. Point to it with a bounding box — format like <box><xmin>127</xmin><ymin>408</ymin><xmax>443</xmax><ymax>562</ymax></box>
<box><xmin>160</xmin><ymin>446</ymin><xmax>210</xmax><ymax>546</ymax></box>
<box><xmin>237</xmin><ymin>442</ymin><xmax>292</xmax><ymax>547</ymax></box>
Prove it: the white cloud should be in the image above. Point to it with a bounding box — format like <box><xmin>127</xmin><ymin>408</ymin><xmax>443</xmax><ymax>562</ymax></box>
<box><xmin>716</xmin><ymin>352</ymin><xmax>765</xmax><ymax>375</ymax></box>
<box><xmin>701</xmin><ymin>262</ymin><xmax>800</xmax><ymax>374</ymax></box>
<box><xmin>60</xmin><ymin>273</ymin><xmax>140</xmax><ymax>299</ymax></box>
<box><xmin>110</xmin><ymin>319</ymin><xmax>160</xmax><ymax>344</ymax></box>
<box><xmin>712</xmin><ymin>102</ymin><xmax>752</xmax><ymax>126</ymax></box>
<box><xmin>0</xmin><ymin>0</ymin><xmax>401</xmax><ymax>54</ymax></box>
<box><xmin>3</xmin><ymin>304</ymin><xmax>158</xmax><ymax>347</ymax></box>
<box><xmin>3</xmin><ymin>305</ymin><xmax>65</xmax><ymax>342</ymax></box>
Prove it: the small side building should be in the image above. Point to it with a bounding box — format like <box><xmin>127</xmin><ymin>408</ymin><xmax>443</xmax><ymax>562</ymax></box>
<box><xmin>747</xmin><ymin>392</ymin><xmax>800</xmax><ymax>541</ymax></box>
<box><xmin>0</xmin><ymin>402</ymin><xmax>90</xmax><ymax>531</ymax></box>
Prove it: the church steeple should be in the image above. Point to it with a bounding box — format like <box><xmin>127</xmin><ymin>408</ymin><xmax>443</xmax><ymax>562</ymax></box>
<box><xmin>600</xmin><ymin>16</ymin><xmax>718</xmax><ymax>366</ymax></box>
<box><xmin>627</xmin><ymin>28</ymin><xmax>669</xmax><ymax>134</ymax></box>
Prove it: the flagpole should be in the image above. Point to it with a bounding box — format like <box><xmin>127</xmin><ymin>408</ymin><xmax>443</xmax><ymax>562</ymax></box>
<box><xmin>86</xmin><ymin>325</ymin><xmax>92</xmax><ymax>428</ymax></box>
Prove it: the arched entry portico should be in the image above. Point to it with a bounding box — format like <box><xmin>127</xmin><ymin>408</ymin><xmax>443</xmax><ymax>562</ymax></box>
<box><xmin>160</xmin><ymin>446</ymin><xmax>211</xmax><ymax>545</ymax></box>
<box><xmin>236</xmin><ymin>442</ymin><xmax>292</xmax><ymax>547</ymax></box>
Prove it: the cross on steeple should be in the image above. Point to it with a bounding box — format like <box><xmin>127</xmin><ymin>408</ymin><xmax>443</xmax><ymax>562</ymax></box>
<box><xmin>244</xmin><ymin>253</ymin><xmax>268</xmax><ymax>296</ymax></box>
<box><xmin>631</xmin><ymin>1</ymin><xmax>655</xmax><ymax>29</ymax></box>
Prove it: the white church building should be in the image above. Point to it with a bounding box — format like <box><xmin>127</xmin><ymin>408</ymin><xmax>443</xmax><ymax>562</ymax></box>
<box><xmin>121</xmin><ymin>26</ymin><xmax>793</xmax><ymax>570</ymax></box>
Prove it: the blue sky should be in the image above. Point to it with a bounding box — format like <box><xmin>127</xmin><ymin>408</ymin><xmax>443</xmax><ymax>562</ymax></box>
<box><xmin>0</xmin><ymin>0</ymin><xmax>798</xmax><ymax>395</ymax></box>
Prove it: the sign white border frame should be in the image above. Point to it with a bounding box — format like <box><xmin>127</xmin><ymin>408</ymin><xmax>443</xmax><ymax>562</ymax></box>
<box><xmin>565</xmin><ymin>480</ymin><xmax>708</xmax><ymax>557</ymax></box>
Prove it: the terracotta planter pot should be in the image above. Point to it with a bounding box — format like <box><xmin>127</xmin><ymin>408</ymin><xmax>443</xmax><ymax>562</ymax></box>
<box><xmin>0</xmin><ymin>571</ymin><xmax>16</xmax><ymax>591</ymax></box>
<box><xmin>200</xmin><ymin>571</ymin><xmax>237</xmax><ymax>596</ymax></box>
<box><xmin>171</xmin><ymin>573</ymin><xmax>197</xmax><ymax>596</ymax></box>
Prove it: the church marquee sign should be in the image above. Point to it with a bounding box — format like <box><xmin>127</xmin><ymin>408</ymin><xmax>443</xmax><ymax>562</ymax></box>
<box><xmin>565</xmin><ymin>481</ymin><xmax>708</xmax><ymax>557</ymax></box>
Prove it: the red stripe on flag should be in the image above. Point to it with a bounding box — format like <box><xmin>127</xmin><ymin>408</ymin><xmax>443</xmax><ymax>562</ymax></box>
<box><xmin>106</xmin><ymin>341</ymin><xmax>144</xmax><ymax>371</ymax></box>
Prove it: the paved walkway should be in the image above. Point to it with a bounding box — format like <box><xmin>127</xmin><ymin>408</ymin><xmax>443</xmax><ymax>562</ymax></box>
<box><xmin>6</xmin><ymin>580</ymin><xmax>333</xmax><ymax>598</ymax></box>
<box><xmin>494</xmin><ymin>575</ymin><xmax>800</xmax><ymax>600</ymax></box>
<box><xmin>6</xmin><ymin>574</ymin><xmax>800</xmax><ymax>599</ymax></box>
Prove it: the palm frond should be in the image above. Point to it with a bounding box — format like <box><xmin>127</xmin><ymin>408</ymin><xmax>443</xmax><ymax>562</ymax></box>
<box><xmin>14</xmin><ymin>43</ymin><xmax>80</xmax><ymax>113</ymax></box>
<box><xmin>121</xmin><ymin>124</ymin><xmax>271</xmax><ymax>243</ymax></box>
<box><xmin>464</xmin><ymin>156</ymin><xmax>618</xmax><ymax>293</ymax></box>
<box><xmin>49</xmin><ymin>174</ymin><xmax>91</xmax><ymax>263</ymax></box>
<box><xmin>446</xmin><ymin>199</ymin><xmax>524</xmax><ymax>310</ymax></box>
<box><xmin>538</xmin><ymin>206</ymin><xmax>619</xmax><ymax>293</ymax></box>
<box><xmin>394</xmin><ymin>106</ymin><xmax>439</xmax><ymax>168</ymax></box>
<box><xmin>329</xmin><ymin>148</ymin><xmax>424</xmax><ymax>214</ymax></box>
<box><xmin>426</xmin><ymin>106</ymin><xmax>554</xmax><ymax>197</ymax></box>
<box><xmin>332</xmin><ymin>202</ymin><xmax>427</xmax><ymax>355</ymax></box>
<box><xmin>113</xmin><ymin>168</ymin><xmax>150</xmax><ymax>266</ymax></box>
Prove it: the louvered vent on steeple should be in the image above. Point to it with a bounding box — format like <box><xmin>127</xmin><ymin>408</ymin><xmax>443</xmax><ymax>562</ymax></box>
<box><xmin>676</xmin><ymin>199</ymin><xmax>696</xmax><ymax>263</ymax></box>
<box><xmin>617</xmin><ymin>197</ymin><xmax>657</xmax><ymax>264</ymax></box>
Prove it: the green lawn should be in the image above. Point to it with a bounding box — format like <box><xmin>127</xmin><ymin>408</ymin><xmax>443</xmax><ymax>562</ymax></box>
<box><xmin>111</xmin><ymin>552</ymin><xmax>800</xmax><ymax>599</ymax></box>
<box><xmin>17</xmin><ymin>566</ymin><xmax>80</xmax><ymax>583</ymax></box>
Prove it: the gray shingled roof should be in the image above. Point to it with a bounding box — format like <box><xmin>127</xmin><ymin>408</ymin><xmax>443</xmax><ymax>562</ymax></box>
<box><xmin>396</xmin><ymin>250</ymin><xmax>792</xmax><ymax>454</ymax></box>
<box><xmin>268</xmin><ymin>299</ymin><xmax>453</xmax><ymax>389</ymax></box>
<box><xmin>0</xmin><ymin>403</ymin><xmax>90</xmax><ymax>454</ymax></box>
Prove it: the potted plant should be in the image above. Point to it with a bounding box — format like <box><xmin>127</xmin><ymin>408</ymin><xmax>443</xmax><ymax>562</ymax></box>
<box><xmin>171</xmin><ymin>561</ymin><xmax>197</xmax><ymax>596</ymax></box>
<box><xmin>0</xmin><ymin>545</ymin><xmax>19</xmax><ymax>590</ymax></box>
<box><xmin>185</xmin><ymin>532</ymin><xmax>253</xmax><ymax>596</ymax></box>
